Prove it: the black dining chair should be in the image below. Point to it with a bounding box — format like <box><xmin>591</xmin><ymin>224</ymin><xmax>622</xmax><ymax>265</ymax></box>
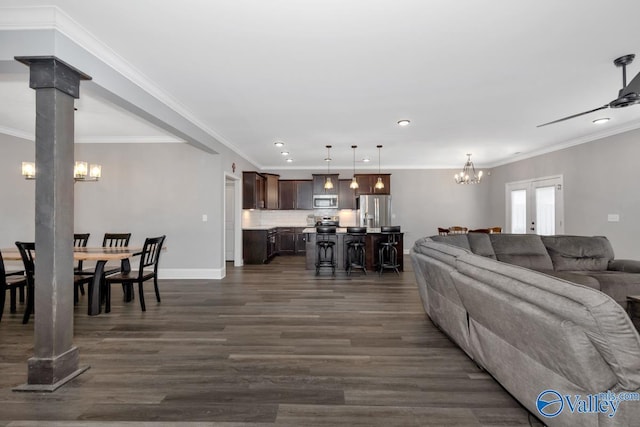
<box><xmin>15</xmin><ymin>242</ymin><xmax>35</xmax><ymax>324</ymax></box>
<box><xmin>104</xmin><ymin>235</ymin><xmax>165</xmax><ymax>312</ymax></box>
<box><xmin>73</xmin><ymin>233</ymin><xmax>91</xmax><ymax>297</ymax></box>
<box><xmin>0</xmin><ymin>251</ymin><xmax>27</xmax><ymax>322</ymax></box>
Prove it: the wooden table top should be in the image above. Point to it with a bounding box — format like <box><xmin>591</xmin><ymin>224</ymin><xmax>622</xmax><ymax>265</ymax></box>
<box><xmin>1</xmin><ymin>247</ymin><xmax>142</xmax><ymax>262</ymax></box>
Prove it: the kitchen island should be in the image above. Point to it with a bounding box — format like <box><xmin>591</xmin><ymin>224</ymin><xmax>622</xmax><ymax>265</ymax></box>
<box><xmin>303</xmin><ymin>227</ymin><xmax>404</xmax><ymax>272</ymax></box>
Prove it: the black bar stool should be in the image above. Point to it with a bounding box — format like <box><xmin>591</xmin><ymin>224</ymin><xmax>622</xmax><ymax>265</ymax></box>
<box><xmin>345</xmin><ymin>227</ymin><xmax>367</xmax><ymax>276</ymax></box>
<box><xmin>315</xmin><ymin>226</ymin><xmax>337</xmax><ymax>275</ymax></box>
<box><xmin>378</xmin><ymin>225</ymin><xmax>401</xmax><ymax>276</ymax></box>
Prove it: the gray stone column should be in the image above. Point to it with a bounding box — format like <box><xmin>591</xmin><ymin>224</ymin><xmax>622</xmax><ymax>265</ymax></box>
<box><xmin>14</xmin><ymin>56</ymin><xmax>91</xmax><ymax>391</ymax></box>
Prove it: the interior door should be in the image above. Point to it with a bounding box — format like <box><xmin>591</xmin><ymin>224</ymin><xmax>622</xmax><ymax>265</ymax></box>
<box><xmin>225</xmin><ymin>181</ymin><xmax>235</xmax><ymax>261</ymax></box>
<box><xmin>506</xmin><ymin>176</ymin><xmax>564</xmax><ymax>235</ymax></box>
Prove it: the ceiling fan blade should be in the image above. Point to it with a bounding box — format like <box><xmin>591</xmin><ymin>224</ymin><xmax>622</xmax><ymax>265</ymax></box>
<box><xmin>536</xmin><ymin>105</ymin><xmax>609</xmax><ymax>127</ymax></box>
<box><xmin>620</xmin><ymin>70</ymin><xmax>640</xmax><ymax>97</ymax></box>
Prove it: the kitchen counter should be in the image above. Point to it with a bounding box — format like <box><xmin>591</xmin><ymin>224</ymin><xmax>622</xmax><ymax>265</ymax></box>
<box><xmin>301</xmin><ymin>227</ymin><xmax>381</xmax><ymax>233</ymax></box>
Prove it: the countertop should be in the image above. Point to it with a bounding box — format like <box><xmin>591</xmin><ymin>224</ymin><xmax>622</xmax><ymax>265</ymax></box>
<box><xmin>243</xmin><ymin>225</ymin><xmax>310</xmax><ymax>230</ymax></box>
<box><xmin>302</xmin><ymin>227</ymin><xmax>382</xmax><ymax>234</ymax></box>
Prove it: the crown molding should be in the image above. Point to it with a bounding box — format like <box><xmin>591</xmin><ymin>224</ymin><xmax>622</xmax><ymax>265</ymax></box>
<box><xmin>0</xmin><ymin>124</ymin><xmax>33</xmax><ymax>141</ymax></box>
<box><xmin>0</xmin><ymin>124</ymin><xmax>186</xmax><ymax>144</ymax></box>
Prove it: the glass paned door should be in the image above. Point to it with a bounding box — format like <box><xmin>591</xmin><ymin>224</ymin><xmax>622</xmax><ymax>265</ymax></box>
<box><xmin>506</xmin><ymin>176</ymin><xmax>564</xmax><ymax>235</ymax></box>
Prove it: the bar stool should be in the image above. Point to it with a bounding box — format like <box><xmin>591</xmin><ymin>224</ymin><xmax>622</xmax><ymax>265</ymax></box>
<box><xmin>378</xmin><ymin>225</ymin><xmax>401</xmax><ymax>276</ymax></box>
<box><xmin>345</xmin><ymin>226</ymin><xmax>367</xmax><ymax>276</ymax></box>
<box><xmin>315</xmin><ymin>226</ymin><xmax>337</xmax><ymax>275</ymax></box>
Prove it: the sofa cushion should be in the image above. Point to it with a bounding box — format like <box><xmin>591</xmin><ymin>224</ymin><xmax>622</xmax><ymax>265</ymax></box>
<box><xmin>430</xmin><ymin>234</ymin><xmax>470</xmax><ymax>251</ymax></box>
<box><xmin>541</xmin><ymin>235</ymin><xmax>614</xmax><ymax>271</ymax></box>
<box><xmin>539</xmin><ymin>270</ymin><xmax>601</xmax><ymax>290</ymax></box>
<box><xmin>489</xmin><ymin>234</ymin><xmax>553</xmax><ymax>271</ymax></box>
<box><xmin>467</xmin><ymin>232</ymin><xmax>496</xmax><ymax>259</ymax></box>
<box><xmin>578</xmin><ymin>271</ymin><xmax>640</xmax><ymax>306</ymax></box>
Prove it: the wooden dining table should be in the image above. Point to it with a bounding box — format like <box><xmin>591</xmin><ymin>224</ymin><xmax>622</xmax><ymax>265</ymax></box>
<box><xmin>2</xmin><ymin>247</ymin><xmax>142</xmax><ymax>316</ymax></box>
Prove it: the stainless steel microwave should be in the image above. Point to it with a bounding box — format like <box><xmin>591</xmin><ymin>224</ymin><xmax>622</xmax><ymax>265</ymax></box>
<box><xmin>313</xmin><ymin>194</ymin><xmax>339</xmax><ymax>208</ymax></box>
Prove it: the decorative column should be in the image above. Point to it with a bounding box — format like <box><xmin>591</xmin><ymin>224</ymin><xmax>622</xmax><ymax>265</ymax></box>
<box><xmin>14</xmin><ymin>56</ymin><xmax>91</xmax><ymax>391</ymax></box>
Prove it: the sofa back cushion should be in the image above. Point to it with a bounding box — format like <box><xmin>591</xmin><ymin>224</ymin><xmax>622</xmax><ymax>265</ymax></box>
<box><xmin>541</xmin><ymin>235</ymin><xmax>614</xmax><ymax>271</ymax></box>
<box><xmin>430</xmin><ymin>234</ymin><xmax>470</xmax><ymax>251</ymax></box>
<box><xmin>467</xmin><ymin>232</ymin><xmax>496</xmax><ymax>259</ymax></box>
<box><xmin>489</xmin><ymin>234</ymin><xmax>553</xmax><ymax>270</ymax></box>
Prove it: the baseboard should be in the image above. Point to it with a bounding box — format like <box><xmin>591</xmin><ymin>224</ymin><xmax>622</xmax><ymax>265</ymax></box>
<box><xmin>158</xmin><ymin>268</ymin><xmax>225</xmax><ymax>280</ymax></box>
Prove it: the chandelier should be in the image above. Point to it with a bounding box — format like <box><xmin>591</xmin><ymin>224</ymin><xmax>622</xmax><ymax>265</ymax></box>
<box><xmin>22</xmin><ymin>161</ymin><xmax>102</xmax><ymax>182</ymax></box>
<box><xmin>454</xmin><ymin>154</ymin><xmax>483</xmax><ymax>184</ymax></box>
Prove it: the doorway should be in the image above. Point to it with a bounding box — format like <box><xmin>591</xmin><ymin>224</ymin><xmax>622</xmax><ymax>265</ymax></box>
<box><xmin>505</xmin><ymin>175</ymin><xmax>564</xmax><ymax>235</ymax></box>
<box><xmin>224</xmin><ymin>174</ymin><xmax>242</xmax><ymax>267</ymax></box>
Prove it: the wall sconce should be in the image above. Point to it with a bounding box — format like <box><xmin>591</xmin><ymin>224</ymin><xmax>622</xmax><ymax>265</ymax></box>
<box><xmin>22</xmin><ymin>161</ymin><xmax>102</xmax><ymax>182</ymax></box>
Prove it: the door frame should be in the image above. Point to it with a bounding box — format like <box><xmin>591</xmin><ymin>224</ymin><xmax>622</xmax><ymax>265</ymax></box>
<box><xmin>505</xmin><ymin>175</ymin><xmax>564</xmax><ymax>235</ymax></box>
<box><xmin>224</xmin><ymin>172</ymin><xmax>243</xmax><ymax>268</ymax></box>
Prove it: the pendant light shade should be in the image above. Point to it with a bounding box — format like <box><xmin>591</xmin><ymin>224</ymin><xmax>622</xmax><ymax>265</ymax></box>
<box><xmin>324</xmin><ymin>145</ymin><xmax>334</xmax><ymax>190</ymax></box>
<box><xmin>350</xmin><ymin>145</ymin><xmax>359</xmax><ymax>189</ymax></box>
<box><xmin>375</xmin><ymin>144</ymin><xmax>385</xmax><ymax>190</ymax></box>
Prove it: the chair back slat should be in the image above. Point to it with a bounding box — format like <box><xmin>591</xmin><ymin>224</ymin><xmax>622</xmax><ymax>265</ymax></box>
<box><xmin>139</xmin><ymin>236</ymin><xmax>165</xmax><ymax>273</ymax></box>
<box><xmin>102</xmin><ymin>233</ymin><xmax>131</xmax><ymax>247</ymax></box>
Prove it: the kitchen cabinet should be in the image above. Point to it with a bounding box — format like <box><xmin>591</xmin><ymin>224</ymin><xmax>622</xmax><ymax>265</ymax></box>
<box><xmin>276</xmin><ymin>227</ymin><xmax>307</xmax><ymax>255</ymax></box>
<box><xmin>354</xmin><ymin>173</ymin><xmax>391</xmax><ymax>195</ymax></box>
<box><xmin>243</xmin><ymin>172</ymin><xmax>265</xmax><ymax>209</ymax></box>
<box><xmin>264</xmin><ymin>173</ymin><xmax>279</xmax><ymax>209</ymax></box>
<box><xmin>278</xmin><ymin>180</ymin><xmax>313</xmax><ymax>210</ymax></box>
<box><xmin>338</xmin><ymin>179</ymin><xmax>357</xmax><ymax>209</ymax></box>
<box><xmin>243</xmin><ymin>228</ymin><xmax>277</xmax><ymax>264</ymax></box>
<box><xmin>312</xmin><ymin>174</ymin><xmax>339</xmax><ymax>195</ymax></box>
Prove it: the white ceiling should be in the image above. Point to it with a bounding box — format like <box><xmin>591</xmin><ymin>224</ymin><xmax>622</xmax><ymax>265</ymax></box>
<box><xmin>2</xmin><ymin>0</ymin><xmax>640</xmax><ymax>170</ymax></box>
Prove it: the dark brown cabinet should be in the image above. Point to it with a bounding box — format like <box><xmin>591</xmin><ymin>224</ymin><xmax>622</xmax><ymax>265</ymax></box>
<box><xmin>279</xmin><ymin>180</ymin><xmax>313</xmax><ymax>210</ymax></box>
<box><xmin>264</xmin><ymin>173</ymin><xmax>279</xmax><ymax>209</ymax></box>
<box><xmin>312</xmin><ymin>174</ymin><xmax>339</xmax><ymax>195</ymax></box>
<box><xmin>354</xmin><ymin>174</ymin><xmax>391</xmax><ymax>195</ymax></box>
<box><xmin>338</xmin><ymin>179</ymin><xmax>357</xmax><ymax>209</ymax></box>
<box><xmin>243</xmin><ymin>228</ymin><xmax>277</xmax><ymax>264</ymax></box>
<box><xmin>276</xmin><ymin>227</ymin><xmax>307</xmax><ymax>255</ymax></box>
<box><xmin>243</xmin><ymin>172</ymin><xmax>279</xmax><ymax>209</ymax></box>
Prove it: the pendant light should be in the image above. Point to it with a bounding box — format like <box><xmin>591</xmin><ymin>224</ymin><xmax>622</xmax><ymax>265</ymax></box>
<box><xmin>324</xmin><ymin>145</ymin><xmax>334</xmax><ymax>190</ymax></box>
<box><xmin>374</xmin><ymin>144</ymin><xmax>385</xmax><ymax>190</ymax></box>
<box><xmin>349</xmin><ymin>145</ymin><xmax>359</xmax><ymax>189</ymax></box>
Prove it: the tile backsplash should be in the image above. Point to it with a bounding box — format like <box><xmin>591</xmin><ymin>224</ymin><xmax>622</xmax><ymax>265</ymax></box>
<box><xmin>243</xmin><ymin>209</ymin><xmax>357</xmax><ymax>228</ymax></box>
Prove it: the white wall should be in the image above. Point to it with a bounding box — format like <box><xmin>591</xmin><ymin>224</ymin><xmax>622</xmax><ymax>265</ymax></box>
<box><xmin>488</xmin><ymin>127</ymin><xmax>640</xmax><ymax>259</ymax></box>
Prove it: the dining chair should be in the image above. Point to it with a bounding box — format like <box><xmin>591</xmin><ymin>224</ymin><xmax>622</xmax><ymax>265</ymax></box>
<box><xmin>104</xmin><ymin>235</ymin><xmax>165</xmax><ymax>312</ymax></box>
<box><xmin>73</xmin><ymin>233</ymin><xmax>91</xmax><ymax>297</ymax></box>
<box><xmin>448</xmin><ymin>226</ymin><xmax>468</xmax><ymax>234</ymax></box>
<box><xmin>0</xmin><ymin>251</ymin><xmax>27</xmax><ymax>322</ymax></box>
<box><xmin>489</xmin><ymin>226</ymin><xmax>502</xmax><ymax>234</ymax></box>
<box><xmin>15</xmin><ymin>242</ymin><xmax>35</xmax><ymax>324</ymax></box>
<box><xmin>437</xmin><ymin>227</ymin><xmax>449</xmax><ymax>235</ymax></box>
<box><xmin>468</xmin><ymin>228</ymin><xmax>490</xmax><ymax>234</ymax></box>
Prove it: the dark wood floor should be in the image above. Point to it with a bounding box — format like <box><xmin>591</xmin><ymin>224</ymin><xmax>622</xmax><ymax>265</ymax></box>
<box><xmin>0</xmin><ymin>256</ymin><xmax>541</xmax><ymax>426</ymax></box>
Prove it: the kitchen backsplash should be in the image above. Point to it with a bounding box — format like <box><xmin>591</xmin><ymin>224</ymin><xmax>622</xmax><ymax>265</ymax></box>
<box><xmin>243</xmin><ymin>209</ymin><xmax>357</xmax><ymax>228</ymax></box>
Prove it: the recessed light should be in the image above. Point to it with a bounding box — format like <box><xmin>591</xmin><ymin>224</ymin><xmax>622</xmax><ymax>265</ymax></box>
<box><xmin>286</xmin><ymin>158</ymin><xmax>293</xmax><ymax>163</ymax></box>
<box><xmin>397</xmin><ymin>119</ymin><xmax>411</xmax><ymax>126</ymax></box>
<box><xmin>281</xmin><ymin>151</ymin><xmax>290</xmax><ymax>156</ymax></box>
<box><xmin>274</xmin><ymin>141</ymin><xmax>284</xmax><ymax>147</ymax></box>
<box><xmin>592</xmin><ymin>118</ymin><xmax>610</xmax><ymax>124</ymax></box>
<box><xmin>362</xmin><ymin>157</ymin><xmax>371</xmax><ymax>163</ymax></box>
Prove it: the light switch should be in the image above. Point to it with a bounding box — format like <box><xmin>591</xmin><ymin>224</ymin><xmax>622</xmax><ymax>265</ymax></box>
<box><xmin>607</xmin><ymin>214</ymin><xmax>620</xmax><ymax>222</ymax></box>
<box><xmin>202</xmin><ymin>214</ymin><xmax>208</xmax><ymax>222</ymax></box>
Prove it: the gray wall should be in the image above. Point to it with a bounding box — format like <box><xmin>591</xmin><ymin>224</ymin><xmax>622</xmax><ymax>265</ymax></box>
<box><xmin>1</xmin><ymin>133</ymin><xmax>257</xmax><ymax>277</ymax></box>
<box><xmin>266</xmin><ymin>167</ymin><xmax>493</xmax><ymax>249</ymax></box>
<box><xmin>488</xmin><ymin>128</ymin><xmax>640</xmax><ymax>259</ymax></box>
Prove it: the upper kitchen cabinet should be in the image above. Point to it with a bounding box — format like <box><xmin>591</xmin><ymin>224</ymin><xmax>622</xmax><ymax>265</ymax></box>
<box><xmin>338</xmin><ymin>179</ymin><xmax>357</xmax><ymax>209</ymax></box>
<box><xmin>264</xmin><ymin>173</ymin><xmax>279</xmax><ymax>209</ymax></box>
<box><xmin>243</xmin><ymin>171</ymin><xmax>279</xmax><ymax>209</ymax></box>
<box><xmin>312</xmin><ymin>174</ymin><xmax>339</xmax><ymax>195</ymax></box>
<box><xmin>278</xmin><ymin>180</ymin><xmax>313</xmax><ymax>210</ymax></box>
<box><xmin>354</xmin><ymin>174</ymin><xmax>391</xmax><ymax>195</ymax></box>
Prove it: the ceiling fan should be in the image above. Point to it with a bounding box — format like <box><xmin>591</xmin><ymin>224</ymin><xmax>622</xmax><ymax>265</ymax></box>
<box><xmin>537</xmin><ymin>54</ymin><xmax>640</xmax><ymax>127</ymax></box>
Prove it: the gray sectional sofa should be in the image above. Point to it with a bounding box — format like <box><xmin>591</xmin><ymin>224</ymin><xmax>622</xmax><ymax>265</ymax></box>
<box><xmin>411</xmin><ymin>233</ymin><xmax>640</xmax><ymax>427</ymax></box>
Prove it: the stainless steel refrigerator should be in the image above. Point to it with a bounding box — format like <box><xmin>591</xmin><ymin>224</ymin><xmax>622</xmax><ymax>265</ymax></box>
<box><xmin>356</xmin><ymin>195</ymin><xmax>392</xmax><ymax>228</ymax></box>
